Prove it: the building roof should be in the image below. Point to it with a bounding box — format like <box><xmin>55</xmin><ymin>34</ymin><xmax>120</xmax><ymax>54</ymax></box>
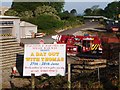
<box><xmin>0</xmin><ymin>6</ymin><xmax>9</xmax><ymax>10</ymax></box>
<box><xmin>20</xmin><ymin>21</ymin><xmax>37</xmax><ymax>27</ymax></box>
<box><xmin>0</xmin><ymin>6</ymin><xmax>10</xmax><ymax>15</ymax></box>
<box><xmin>0</xmin><ymin>15</ymin><xmax>20</xmax><ymax>19</ymax></box>
<box><xmin>83</xmin><ymin>16</ymin><xmax>108</xmax><ymax>19</ymax></box>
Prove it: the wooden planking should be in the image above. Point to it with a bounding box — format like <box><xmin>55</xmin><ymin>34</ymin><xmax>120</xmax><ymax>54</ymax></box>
<box><xmin>0</xmin><ymin>48</ymin><xmax>23</xmax><ymax>54</ymax></box>
<box><xmin>0</xmin><ymin>44</ymin><xmax>20</xmax><ymax>48</ymax></box>
<box><xmin>0</xmin><ymin>47</ymin><xmax>23</xmax><ymax>51</ymax></box>
<box><xmin>2</xmin><ymin>60</ymin><xmax>16</xmax><ymax>65</ymax></box>
<box><xmin>0</xmin><ymin>37</ymin><xmax>24</xmax><ymax>69</ymax></box>
<box><xmin>85</xmin><ymin>61</ymin><xmax>106</xmax><ymax>65</ymax></box>
<box><xmin>1</xmin><ymin>57</ymin><xmax>16</xmax><ymax>62</ymax></box>
<box><xmin>0</xmin><ymin>51</ymin><xmax>23</xmax><ymax>56</ymax></box>
<box><xmin>0</xmin><ymin>39</ymin><xmax>17</xmax><ymax>43</ymax></box>
<box><xmin>0</xmin><ymin>54</ymin><xmax>16</xmax><ymax>58</ymax></box>
<box><xmin>85</xmin><ymin>65</ymin><xmax>106</xmax><ymax>69</ymax></box>
<box><xmin>68</xmin><ymin>56</ymin><xmax>107</xmax><ymax>71</ymax></box>
<box><xmin>1</xmin><ymin>63</ymin><xmax>16</xmax><ymax>69</ymax></box>
<box><xmin>1</xmin><ymin>42</ymin><xmax>19</xmax><ymax>45</ymax></box>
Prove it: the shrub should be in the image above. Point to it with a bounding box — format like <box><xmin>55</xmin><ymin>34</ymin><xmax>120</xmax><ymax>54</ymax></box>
<box><xmin>26</xmin><ymin>14</ymin><xmax>64</xmax><ymax>34</ymax></box>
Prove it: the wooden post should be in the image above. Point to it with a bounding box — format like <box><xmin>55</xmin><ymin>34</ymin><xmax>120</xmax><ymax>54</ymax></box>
<box><xmin>68</xmin><ymin>64</ymin><xmax>71</xmax><ymax>89</ymax></box>
<box><xmin>79</xmin><ymin>81</ymin><xmax>81</xmax><ymax>89</ymax></box>
<box><xmin>98</xmin><ymin>67</ymin><xmax>100</xmax><ymax>82</ymax></box>
<box><xmin>31</xmin><ymin>73</ymin><xmax>35</xmax><ymax>90</ymax></box>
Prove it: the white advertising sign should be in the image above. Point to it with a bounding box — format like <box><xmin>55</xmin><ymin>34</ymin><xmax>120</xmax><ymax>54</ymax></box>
<box><xmin>23</xmin><ymin>44</ymin><xmax>66</xmax><ymax>76</ymax></box>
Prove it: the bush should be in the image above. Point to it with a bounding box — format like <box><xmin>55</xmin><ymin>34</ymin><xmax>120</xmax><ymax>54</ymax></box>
<box><xmin>24</xmin><ymin>14</ymin><xmax>83</xmax><ymax>35</ymax></box>
<box><xmin>26</xmin><ymin>14</ymin><xmax>64</xmax><ymax>34</ymax></box>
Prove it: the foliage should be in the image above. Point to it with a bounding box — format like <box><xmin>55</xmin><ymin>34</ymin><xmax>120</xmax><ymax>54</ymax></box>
<box><xmin>5</xmin><ymin>1</ymin><xmax>83</xmax><ymax>35</ymax></box>
<box><xmin>58</xmin><ymin>10</ymin><xmax>78</xmax><ymax>20</ymax></box>
<box><xmin>84</xmin><ymin>1</ymin><xmax>120</xmax><ymax>19</ymax></box>
<box><xmin>104</xmin><ymin>1</ymin><xmax>120</xmax><ymax>19</ymax></box>
<box><xmin>4</xmin><ymin>9</ymin><xmax>18</xmax><ymax>16</ymax></box>
<box><xmin>34</xmin><ymin>5</ymin><xmax>58</xmax><ymax>17</ymax></box>
<box><xmin>58</xmin><ymin>11</ymin><xmax>71</xmax><ymax>20</ymax></box>
<box><xmin>91</xmin><ymin>5</ymin><xmax>99</xmax><ymax>11</ymax></box>
<box><xmin>67</xmin><ymin>17</ymin><xmax>81</xmax><ymax>25</ymax></box>
<box><xmin>11</xmin><ymin>1</ymin><xmax>64</xmax><ymax>13</ymax></box>
<box><xmin>26</xmin><ymin>15</ymin><xmax>64</xmax><ymax>34</ymax></box>
<box><xmin>92</xmin><ymin>8</ymin><xmax>105</xmax><ymax>16</ymax></box>
<box><xmin>70</xmin><ymin>9</ymin><xmax>77</xmax><ymax>16</ymax></box>
<box><xmin>84</xmin><ymin>8</ymin><xmax>92</xmax><ymax>15</ymax></box>
<box><xmin>24</xmin><ymin>13</ymin><xmax>82</xmax><ymax>35</ymax></box>
<box><xmin>84</xmin><ymin>5</ymin><xmax>104</xmax><ymax>16</ymax></box>
<box><xmin>19</xmin><ymin>11</ymin><xmax>33</xmax><ymax>19</ymax></box>
<box><xmin>48</xmin><ymin>2</ymin><xmax>65</xmax><ymax>13</ymax></box>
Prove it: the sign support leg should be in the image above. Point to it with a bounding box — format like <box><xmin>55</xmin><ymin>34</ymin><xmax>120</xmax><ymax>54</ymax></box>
<box><xmin>31</xmin><ymin>73</ymin><xmax>35</xmax><ymax>90</ymax></box>
<box><xmin>68</xmin><ymin>64</ymin><xmax>71</xmax><ymax>89</ymax></box>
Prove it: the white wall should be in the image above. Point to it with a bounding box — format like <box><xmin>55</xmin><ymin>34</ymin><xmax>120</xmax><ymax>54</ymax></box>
<box><xmin>0</xmin><ymin>18</ymin><xmax>21</xmax><ymax>42</ymax></box>
<box><xmin>20</xmin><ymin>26</ymin><xmax>37</xmax><ymax>38</ymax></box>
<box><xmin>0</xmin><ymin>17</ymin><xmax>37</xmax><ymax>41</ymax></box>
<box><xmin>13</xmin><ymin>19</ymin><xmax>20</xmax><ymax>42</ymax></box>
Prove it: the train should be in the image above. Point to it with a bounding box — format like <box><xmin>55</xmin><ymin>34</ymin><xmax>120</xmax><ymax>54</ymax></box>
<box><xmin>52</xmin><ymin>34</ymin><xmax>102</xmax><ymax>59</ymax></box>
<box><xmin>52</xmin><ymin>33</ymin><xmax>120</xmax><ymax>60</ymax></box>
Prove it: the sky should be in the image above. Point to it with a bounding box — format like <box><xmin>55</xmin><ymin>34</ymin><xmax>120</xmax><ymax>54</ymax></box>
<box><xmin>64</xmin><ymin>2</ymin><xmax>109</xmax><ymax>15</ymax></box>
<box><xmin>0</xmin><ymin>0</ymin><xmax>117</xmax><ymax>15</ymax></box>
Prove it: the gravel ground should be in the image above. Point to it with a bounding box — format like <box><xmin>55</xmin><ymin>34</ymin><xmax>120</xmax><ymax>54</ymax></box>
<box><xmin>1</xmin><ymin>22</ymin><xmax>105</xmax><ymax>89</ymax></box>
<box><xmin>2</xmin><ymin>68</ymin><xmax>31</xmax><ymax>89</ymax></box>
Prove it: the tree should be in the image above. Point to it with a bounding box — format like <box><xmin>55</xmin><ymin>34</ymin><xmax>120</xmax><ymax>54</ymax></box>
<box><xmin>84</xmin><ymin>5</ymin><xmax>104</xmax><ymax>16</ymax></box>
<box><xmin>97</xmin><ymin>8</ymin><xmax>105</xmax><ymax>16</ymax></box>
<box><xmin>26</xmin><ymin>14</ymin><xmax>64</xmax><ymax>34</ymax></box>
<box><xmin>58</xmin><ymin>10</ymin><xmax>71</xmax><ymax>20</ymax></box>
<box><xmin>104</xmin><ymin>1</ymin><xmax>120</xmax><ymax>19</ymax></box>
<box><xmin>19</xmin><ymin>11</ymin><xmax>33</xmax><ymax>19</ymax></box>
<box><xmin>48</xmin><ymin>2</ymin><xmax>65</xmax><ymax>13</ymax></box>
<box><xmin>70</xmin><ymin>9</ymin><xmax>77</xmax><ymax>16</ymax></box>
<box><xmin>34</xmin><ymin>5</ymin><xmax>60</xmax><ymax>20</ymax></box>
<box><xmin>92</xmin><ymin>8</ymin><xmax>104</xmax><ymax>16</ymax></box>
<box><xmin>91</xmin><ymin>5</ymin><xmax>99</xmax><ymax>11</ymax></box>
<box><xmin>11</xmin><ymin>2</ymin><xmax>50</xmax><ymax>12</ymax></box>
<box><xmin>4</xmin><ymin>9</ymin><xmax>18</xmax><ymax>16</ymax></box>
<box><xmin>11</xmin><ymin>1</ymin><xmax>64</xmax><ymax>13</ymax></box>
<box><xmin>34</xmin><ymin>5</ymin><xmax>58</xmax><ymax>16</ymax></box>
<box><xmin>84</xmin><ymin>8</ymin><xmax>92</xmax><ymax>15</ymax></box>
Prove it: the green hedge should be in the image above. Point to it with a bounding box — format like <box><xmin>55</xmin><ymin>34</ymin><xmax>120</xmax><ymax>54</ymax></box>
<box><xmin>26</xmin><ymin>14</ymin><xmax>64</xmax><ymax>34</ymax></box>
<box><xmin>25</xmin><ymin>14</ymin><xmax>83</xmax><ymax>35</ymax></box>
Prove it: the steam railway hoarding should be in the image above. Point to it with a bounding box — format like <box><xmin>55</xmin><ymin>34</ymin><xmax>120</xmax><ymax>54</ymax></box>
<box><xmin>23</xmin><ymin>44</ymin><xmax>66</xmax><ymax>76</ymax></box>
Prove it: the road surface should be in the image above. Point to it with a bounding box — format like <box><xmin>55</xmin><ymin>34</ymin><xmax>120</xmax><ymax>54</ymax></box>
<box><xmin>21</xmin><ymin>22</ymin><xmax>101</xmax><ymax>44</ymax></box>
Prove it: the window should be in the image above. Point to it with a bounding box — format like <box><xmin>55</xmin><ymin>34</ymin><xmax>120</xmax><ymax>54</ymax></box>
<box><xmin>83</xmin><ymin>40</ymin><xmax>90</xmax><ymax>47</ymax></box>
<box><xmin>0</xmin><ymin>21</ymin><xmax>13</xmax><ymax>26</ymax></box>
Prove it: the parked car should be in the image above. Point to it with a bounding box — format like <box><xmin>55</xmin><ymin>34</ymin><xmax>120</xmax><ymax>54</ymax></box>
<box><xmin>105</xmin><ymin>19</ymin><xmax>120</xmax><ymax>32</ymax></box>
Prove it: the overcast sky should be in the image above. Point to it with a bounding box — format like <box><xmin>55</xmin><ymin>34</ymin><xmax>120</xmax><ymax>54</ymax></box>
<box><xmin>0</xmin><ymin>0</ymin><xmax>115</xmax><ymax>14</ymax></box>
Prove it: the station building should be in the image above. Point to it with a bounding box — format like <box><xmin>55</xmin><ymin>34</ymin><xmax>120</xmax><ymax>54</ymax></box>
<box><xmin>0</xmin><ymin>15</ymin><xmax>37</xmax><ymax>42</ymax></box>
<box><xmin>20</xmin><ymin>21</ymin><xmax>37</xmax><ymax>38</ymax></box>
<box><xmin>0</xmin><ymin>16</ymin><xmax>21</xmax><ymax>42</ymax></box>
<box><xmin>0</xmin><ymin>15</ymin><xmax>37</xmax><ymax>69</ymax></box>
